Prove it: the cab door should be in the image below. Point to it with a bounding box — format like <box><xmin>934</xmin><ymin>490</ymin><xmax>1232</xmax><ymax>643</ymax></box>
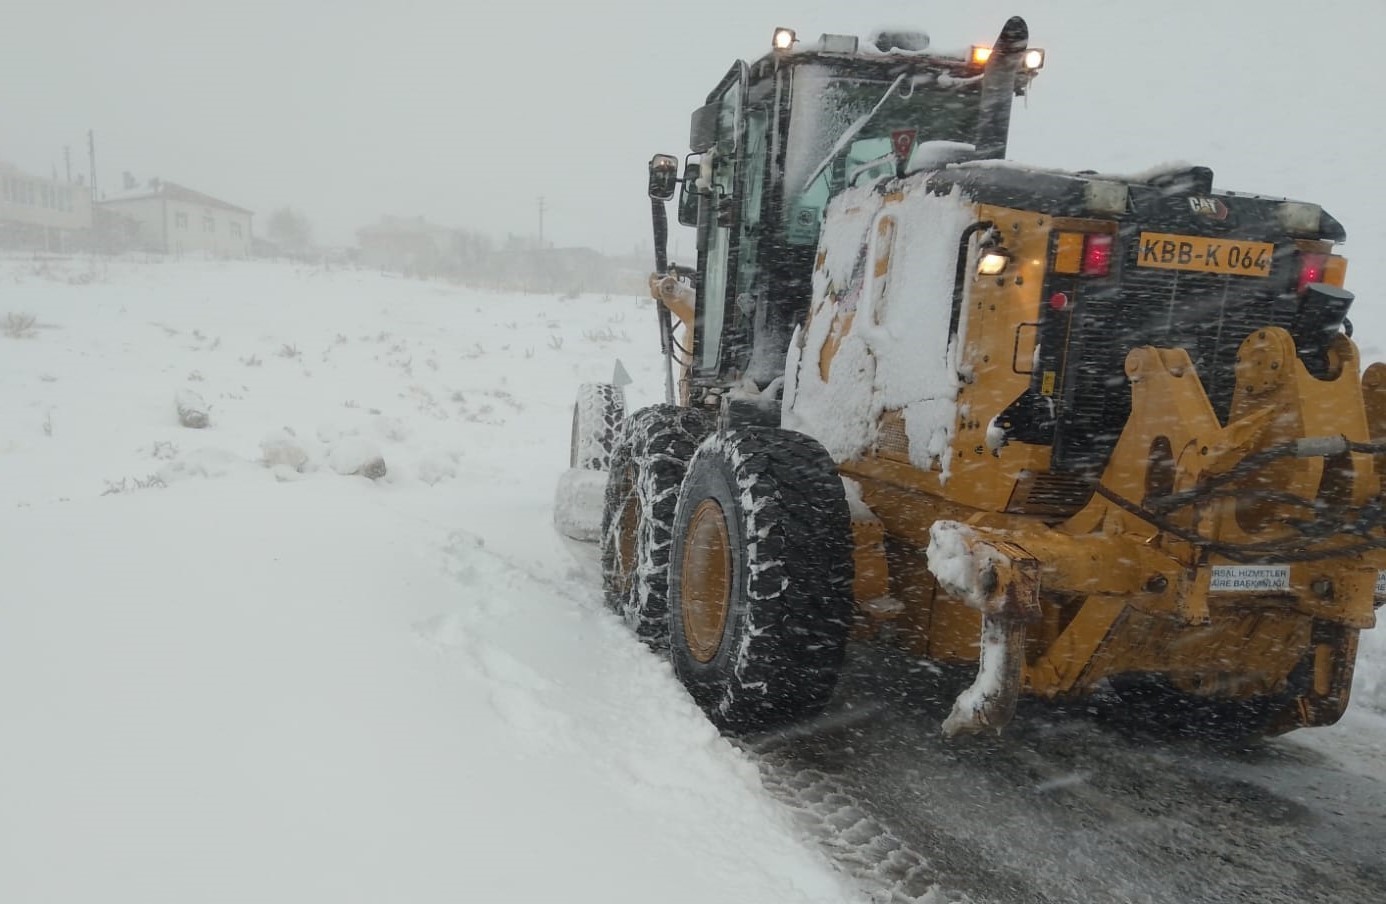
<box><xmin>691</xmin><ymin>63</ymin><xmax>747</xmax><ymax>386</ymax></box>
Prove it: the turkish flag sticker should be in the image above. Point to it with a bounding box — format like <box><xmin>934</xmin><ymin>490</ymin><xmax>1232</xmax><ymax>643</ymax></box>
<box><xmin>891</xmin><ymin>129</ymin><xmax>917</xmax><ymax>161</ymax></box>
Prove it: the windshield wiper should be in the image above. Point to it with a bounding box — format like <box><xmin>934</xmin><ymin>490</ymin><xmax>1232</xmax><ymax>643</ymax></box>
<box><xmin>801</xmin><ymin>73</ymin><xmax>907</xmax><ymax>193</ymax></box>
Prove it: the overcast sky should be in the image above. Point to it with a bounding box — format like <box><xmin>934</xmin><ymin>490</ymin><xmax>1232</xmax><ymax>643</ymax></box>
<box><xmin>2</xmin><ymin>1</ymin><xmax>1379</xmax><ymax>256</ymax></box>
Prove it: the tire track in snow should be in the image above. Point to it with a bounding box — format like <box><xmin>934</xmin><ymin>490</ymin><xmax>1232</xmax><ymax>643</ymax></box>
<box><xmin>755</xmin><ymin>756</ymin><xmax>967</xmax><ymax>904</ymax></box>
<box><xmin>751</xmin><ymin>645</ymin><xmax>1386</xmax><ymax>904</ymax></box>
<box><xmin>548</xmin><ymin>539</ymin><xmax>973</xmax><ymax>903</ymax></box>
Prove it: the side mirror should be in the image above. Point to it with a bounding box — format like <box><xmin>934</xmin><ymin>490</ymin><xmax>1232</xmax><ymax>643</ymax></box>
<box><xmin>648</xmin><ymin>154</ymin><xmax>679</xmax><ymax>202</ymax></box>
<box><xmin>677</xmin><ymin>155</ymin><xmax>701</xmax><ymax>227</ymax></box>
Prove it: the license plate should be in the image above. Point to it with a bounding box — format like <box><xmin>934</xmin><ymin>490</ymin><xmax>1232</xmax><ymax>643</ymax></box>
<box><xmin>1209</xmin><ymin>564</ymin><xmax>1290</xmax><ymax>593</ymax></box>
<box><xmin>1137</xmin><ymin>232</ymin><xmax>1274</xmax><ymax>278</ymax></box>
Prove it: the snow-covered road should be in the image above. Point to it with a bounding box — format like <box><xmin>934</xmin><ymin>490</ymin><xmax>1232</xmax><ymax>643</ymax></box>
<box><xmin>2</xmin><ymin>258</ymin><xmax>1383</xmax><ymax>903</ymax></box>
<box><xmin>753</xmin><ymin>646</ymin><xmax>1386</xmax><ymax>904</ymax></box>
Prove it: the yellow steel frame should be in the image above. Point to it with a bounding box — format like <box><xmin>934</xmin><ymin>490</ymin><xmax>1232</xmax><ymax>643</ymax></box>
<box><xmin>825</xmin><ymin>202</ymin><xmax>1382</xmax><ymax>730</ymax></box>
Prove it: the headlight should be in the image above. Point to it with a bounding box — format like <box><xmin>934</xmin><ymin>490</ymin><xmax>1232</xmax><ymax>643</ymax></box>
<box><xmin>977</xmin><ymin>250</ymin><xmax>1011</xmax><ymax>276</ymax></box>
<box><xmin>772</xmin><ymin>27</ymin><xmax>796</xmax><ymax>51</ymax></box>
<box><xmin>1023</xmin><ymin>49</ymin><xmax>1045</xmax><ymax>70</ymax></box>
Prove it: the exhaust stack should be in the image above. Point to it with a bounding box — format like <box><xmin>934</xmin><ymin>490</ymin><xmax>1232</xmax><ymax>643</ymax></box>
<box><xmin>973</xmin><ymin>16</ymin><xmax>1028</xmax><ymax>160</ymax></box>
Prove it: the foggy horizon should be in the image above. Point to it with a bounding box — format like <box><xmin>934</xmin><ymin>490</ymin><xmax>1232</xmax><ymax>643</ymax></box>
<box><xmin>3</xmin><ymin>0</ymin><xmax>1379</xmax><ymax>264</ymax></box>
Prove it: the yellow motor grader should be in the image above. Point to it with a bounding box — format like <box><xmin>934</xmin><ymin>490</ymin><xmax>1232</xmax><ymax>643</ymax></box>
<box><xmin>576</xmin><ymin>16</ymin><xmax>1385</xmax><ymax>737</ymax></box>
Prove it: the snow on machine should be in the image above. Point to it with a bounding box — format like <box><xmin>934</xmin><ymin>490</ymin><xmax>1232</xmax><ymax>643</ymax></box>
<box><xmin>559</xmin><ymin>16</ymin><xmax>1385</xmax><ymax>737</ymax></box>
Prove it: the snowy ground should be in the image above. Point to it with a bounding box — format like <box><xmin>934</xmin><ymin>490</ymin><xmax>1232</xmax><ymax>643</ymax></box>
<box><xmin>2</xmin><ymin>256</ymin><xmax>1383</xmax><ymax>903</ymax></box>
<box><xmin>0</xmin><ymin>257</ymin><xmax>862</xmax><ymax>903</ymax></box>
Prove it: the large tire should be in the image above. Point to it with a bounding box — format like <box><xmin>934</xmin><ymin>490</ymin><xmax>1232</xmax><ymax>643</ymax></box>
<box><xmin>667</xmin><ymin>428</ymin><xmax>854</xmax><ymax>732</ymax></box>
<box><xmin>600</xmin><ymin>405</ymin><xmax>708</xmax><ymax>648</ymax></box>
<box><xmin>570</xmin><ymin>383</ymin><xmax>625</xmax><ymax>471</ymax></box>
<box><xmin>554</xmin><ymin>383</ymin><xmax>625</xmax><ymax>540</ymax></box>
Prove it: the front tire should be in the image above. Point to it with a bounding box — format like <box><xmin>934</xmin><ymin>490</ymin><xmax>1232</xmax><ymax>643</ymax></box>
<box><xmin>554</xmin><ymin>383</ymin><xmax>626</xmax><ymax>540</ymax></box>
<box><xmin>668</xmin><ymin>428</ymin><xmax>854</xmax><ymax>732</ymax></box>
<box><xmin>570</xmin><ymin>383</ymin><xmax>625</xmax><ymax>471</ymax></box>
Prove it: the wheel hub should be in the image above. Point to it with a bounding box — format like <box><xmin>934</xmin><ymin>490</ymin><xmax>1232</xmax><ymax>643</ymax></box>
<box><xmin>681</xmin><ymin>498</ymin><xmax>732</xmax><ymax>663</ymax></box>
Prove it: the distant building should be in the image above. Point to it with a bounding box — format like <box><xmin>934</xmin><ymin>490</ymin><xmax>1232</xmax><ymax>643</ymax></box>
<box><xmin>355</xmin><ymin>215</ymin><xmax>640</xmax><ymax>294</ymax></box>
<box><xmin>357</xmin><ymin>216</ymin><xmax>458</xmax><ymax>276</ymax></box>
<box><xmin>0</xmin><ymin>160</ymin><xmax>93</xmax><ymax>251</ymax></box>
<box><xmin>98</xmin><ymin>180</ymin><xmax>253</xmax><ymax>257</ymax></box>
<box><xmin>491</xmin><ymin>244</ymin><xmax>623</xmax><ymax>294</ymax></box>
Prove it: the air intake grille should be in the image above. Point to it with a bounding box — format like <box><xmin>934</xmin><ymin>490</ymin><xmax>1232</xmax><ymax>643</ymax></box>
<box><xmin>1050</xmin><ymin>245</ymin><xmax>1295</xmax><ymax>475</ymax></box>
<box><xmin>1007</xmin><ymin>472</ymin><xmax>1094</xmax><ymax>516</ymax></box>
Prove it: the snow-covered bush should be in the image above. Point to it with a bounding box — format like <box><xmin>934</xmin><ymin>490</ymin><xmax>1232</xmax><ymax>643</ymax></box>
<box><xmin>4</xmin><ymin>312</ymin><xmax>37</xmax><ymax>338</ymax></box>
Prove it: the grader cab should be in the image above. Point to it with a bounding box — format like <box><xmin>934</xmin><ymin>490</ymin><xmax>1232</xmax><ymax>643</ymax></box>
<box><xmin>565</xmin><ymin>16</ymin><xmax>1385</xmax><ymax>737</ymax></box>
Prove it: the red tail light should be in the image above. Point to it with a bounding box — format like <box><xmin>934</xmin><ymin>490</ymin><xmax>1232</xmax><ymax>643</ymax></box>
<box><xmin>1081</xmin><ymin>234</ymin><xmax>1113</xmax><ymax>277</ymax></box>
<box><xmin>1298</xmin><ymin>253</ymin><xmax>1327</xmax><ymax>294</ymax></box>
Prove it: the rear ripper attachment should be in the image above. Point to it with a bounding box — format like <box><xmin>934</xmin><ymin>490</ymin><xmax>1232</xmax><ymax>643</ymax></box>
<box><xmin>921</xmin><ymin>180</ymin><xmax>1382</xmax><ymax>736</ymax></box>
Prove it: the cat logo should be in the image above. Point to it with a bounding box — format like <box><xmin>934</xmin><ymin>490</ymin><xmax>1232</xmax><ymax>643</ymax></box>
<box><xmin>1188</xmin><ymin>196</ymin><xmax>1229</xmax><ymax>220</ymax></box>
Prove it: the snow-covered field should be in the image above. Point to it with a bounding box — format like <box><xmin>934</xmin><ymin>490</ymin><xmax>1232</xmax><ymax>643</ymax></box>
<box><xmin>0</xmin><ymin>258</ymin><xmax>861</xmax><ymax>903</ymax></box>
<box><xmin>2</xmin><ymin>255</ymin><xmax>1383</xmax><ymax>902</ymax></box>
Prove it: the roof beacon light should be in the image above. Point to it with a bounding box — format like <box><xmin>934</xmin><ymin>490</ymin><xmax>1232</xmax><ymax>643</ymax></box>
<box><xmin>1023</xmin><ymin>48</ymin><xmax>1045</xmax><ymax>70</ymax></box>
<box><xmin>872</xmin><ymin>30</ymin><xmax>930</xmax><ymax>53</ymax></box>
<box><xmin>970</xmin><ymin>45</ymin><xmax>992</xmax><ymax>66</ymax></box>
<box><xmin>772</xmin><ymin>27</ymin><xmax>797</xmax><ymax>51</ymax></box>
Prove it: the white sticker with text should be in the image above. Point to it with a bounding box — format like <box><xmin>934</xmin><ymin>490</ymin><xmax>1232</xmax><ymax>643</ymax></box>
<box><xmin>1209</xmin><ymin>564</ymin><xmax>1291</xmax><ymax>593</ymax></box>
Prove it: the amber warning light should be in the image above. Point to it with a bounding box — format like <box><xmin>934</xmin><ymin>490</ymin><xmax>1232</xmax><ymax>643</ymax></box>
<box><xmin>970</xmin><ymin>45</ymin><xmax>1045</xmax><ymax>70</ymax></box>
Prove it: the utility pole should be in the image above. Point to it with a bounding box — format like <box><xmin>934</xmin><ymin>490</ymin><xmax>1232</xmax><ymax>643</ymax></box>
<box><xmin>537</xmin><ymin>195</ymin><xmax>546</xmax><ymax>249</ymax></box>
<box><xmin>87</xmin><ymin>130</ymin><xmax>97</xmax><ymax>200</ymax></box>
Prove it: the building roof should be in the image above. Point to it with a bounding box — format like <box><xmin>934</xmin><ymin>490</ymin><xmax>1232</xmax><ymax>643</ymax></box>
<box><xmin>0</xmin><ymin>159</ymin><xmax>84</xmax><ymax>188</ymax></box>
<box><xmin>357</xmin><ymin>215</ymin><xmax>454</xmax><ymax>239</ymax></box>
<box><xmin>99</xmin><ymin>181</ymin><xmax>253</xmax><ymax>216</ymax></box>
